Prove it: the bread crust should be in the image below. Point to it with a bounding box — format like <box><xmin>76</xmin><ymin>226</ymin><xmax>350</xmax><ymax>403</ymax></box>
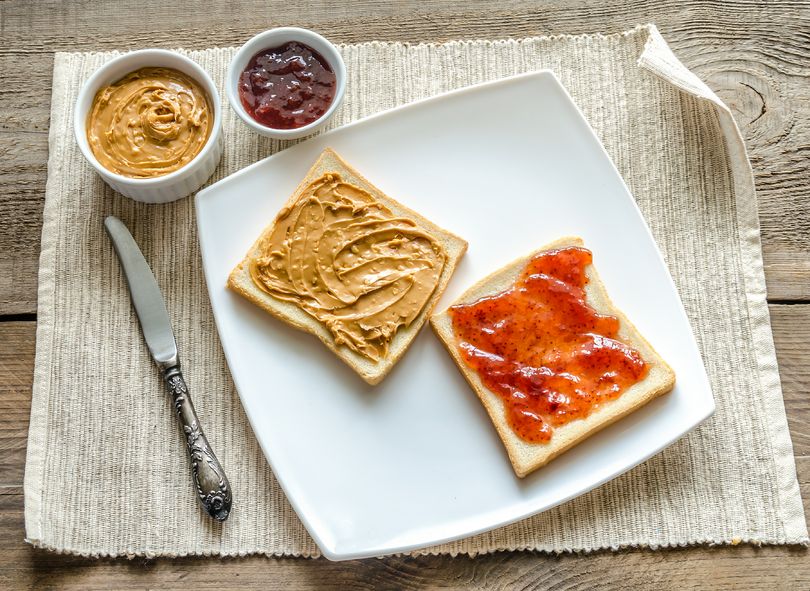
<box><xmin>430</xmin><ymin>236</ymin><xmax>676</xmax><ymax>477</ymax></box>
<box><xmin>228</xmin><ymin>148</ymin><xmax>468</xmax><ymax>385</ymax></box>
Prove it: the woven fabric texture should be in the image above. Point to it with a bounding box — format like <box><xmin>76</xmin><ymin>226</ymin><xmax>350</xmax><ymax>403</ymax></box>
<box><xmin>24</xmin><ymin>25</ymin><xmax>807</xmax><ymax>558</ymax></box>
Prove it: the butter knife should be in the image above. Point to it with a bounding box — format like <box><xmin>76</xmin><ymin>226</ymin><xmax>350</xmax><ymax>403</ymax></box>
<box><xmin>104</xmin><ymin>215</ymin><xmax>232</xmax><ymax>521</ymax></box>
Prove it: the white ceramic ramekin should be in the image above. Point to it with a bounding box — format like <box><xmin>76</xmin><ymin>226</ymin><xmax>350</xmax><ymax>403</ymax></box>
<box><xmin>227</xmin><ymin>27</ymin><xmax>346</xmax><ymax>140</ymax></box>
<box><xmin>74</xmin><ymin>49</ymin><xmax>223</xmax><ymax>203</ymax></box>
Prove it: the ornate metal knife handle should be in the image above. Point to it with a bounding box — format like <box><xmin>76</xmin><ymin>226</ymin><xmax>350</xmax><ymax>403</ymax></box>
<box><xmin>163</xmin><ymin>364</ymin><xmax>232</xmax><ymax>521</ymax></box>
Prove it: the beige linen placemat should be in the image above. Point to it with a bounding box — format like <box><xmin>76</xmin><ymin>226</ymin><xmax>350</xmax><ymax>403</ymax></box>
<box><xmin>24</xmin><ymin>24</ymin><xmax>807</xmax><ymax>558</ymax></box>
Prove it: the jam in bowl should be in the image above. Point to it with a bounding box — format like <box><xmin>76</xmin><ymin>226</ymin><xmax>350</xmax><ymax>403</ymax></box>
<box><xmin>227</xmin><ymin>28</ymin><xmax>346</xmax><ymax>139</ymax></box>
<box><xmin>239</xmin><ymin>41</ymin><xmax>337</xmax><ymax>130</ymax></box>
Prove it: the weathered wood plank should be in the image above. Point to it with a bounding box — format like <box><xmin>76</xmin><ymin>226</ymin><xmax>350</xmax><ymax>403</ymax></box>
<box><xmin>771</xmin><ymin>305</ymin><xmax>810</xmax><ymax>456</ymax></box>
<box><xmin>0</xmin><ymin>477</ymin><xmax>808</xmax><ymax>591</ymax></box>
<box><xmin>1</xmin><ymin>1</ymin><xmax>809</xmax><ymax>51</ymax></box>
<box><xmin>0</xmin><ymin>132</ymin><xmax>47</xmax><ymax>315</ymax></box>
<box><xmin>0</xmin><ymin>303</ymin><xmax>807</xmax><ymax>588</ymax></box>
<box><xmin>0</xmin><ymin>323</ymin><xmax>36</xmax><ymax>486</ymax></box>
<box><xmin>1</xmin><ymin>1</ymin><xmax>810</xmax><ymax>313</ymax></box>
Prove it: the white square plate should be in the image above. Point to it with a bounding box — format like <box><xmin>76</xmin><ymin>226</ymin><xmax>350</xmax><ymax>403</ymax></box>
<box><xmin>196</xmin><ymin>71</ymin><xmax>714</xmax><ymax>560</ymax></box>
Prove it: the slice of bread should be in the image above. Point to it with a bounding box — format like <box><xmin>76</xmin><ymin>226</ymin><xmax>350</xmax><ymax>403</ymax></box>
<box><xmin>430</xmin><ymin>236</ymin><xmax>675</xmax><ymax>477</ymax></box>
<box><xmin>228</xmin><ymin>148</ymin><xmax>467</xmax><ymax>385</ymax></box>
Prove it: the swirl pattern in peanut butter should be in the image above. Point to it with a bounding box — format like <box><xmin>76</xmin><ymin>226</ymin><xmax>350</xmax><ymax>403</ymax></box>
<box><xmin>87</xmin><ymin>67</ymin><xmax>212</xmax><ymax>178</ymax></box>
<box><xmin>250</xmin><ymin>173</ymin><xmax>447</xmax><ymax>361</ymax></box>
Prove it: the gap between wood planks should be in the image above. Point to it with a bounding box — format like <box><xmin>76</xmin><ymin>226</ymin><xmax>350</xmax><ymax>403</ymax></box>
<box><xmin>0</xmin><ymin>314</ymin><xmax>36</xmax><ymax>323</ymax></box>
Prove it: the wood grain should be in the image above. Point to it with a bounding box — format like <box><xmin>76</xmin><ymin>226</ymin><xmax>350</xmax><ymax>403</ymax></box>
<box><xmin>771</xmin><ymin>305</ymin><xmax>810</xmax><ymax>456</ymax></box>
<box><xmin>1</xmin><ymin>0</ymin><xmax>809</xmax><ymax>588</ymax></box>
<box><xmin>0</xmin><ymin>132</ymin><xmax>47</xmax><ymax>315</ymax></box>
<box><xmin>2</xmin><ymin>0</ymin><xmax>810</xmax><ymax>312</ymax></box>
<box><xmin>0</xmin><ymin>323</ymin><xmax>35</xmax><ymax>487</ymax></box>
<box><xmin>1</xmin><ymin>305</ymin><xmax>808</xmax><ymax>589</ymax></box>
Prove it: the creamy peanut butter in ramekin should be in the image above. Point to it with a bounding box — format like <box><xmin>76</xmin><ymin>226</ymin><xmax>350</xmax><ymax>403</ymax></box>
<box><xmin>86</xmin><ymin>67</ymin><xmax>212</xmax><ymax>178</ymax></box>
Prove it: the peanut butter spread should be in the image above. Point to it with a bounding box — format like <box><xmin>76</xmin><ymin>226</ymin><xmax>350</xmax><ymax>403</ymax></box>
<box><xmin>86</xmin><ymin>67</ymin><xmax>212</xmax><ymax>178</ymax></box>
<box><xmin>249</xmin><ymin>173</ymin><xmax>447</xmax><ymax>361</ymax></box>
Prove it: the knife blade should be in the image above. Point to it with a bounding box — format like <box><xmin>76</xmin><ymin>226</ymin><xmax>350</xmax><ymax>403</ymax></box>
<box><xmin>104</xmin><ymin>215</ymin><xmax>232</xmax><ymax>521</ymax></box>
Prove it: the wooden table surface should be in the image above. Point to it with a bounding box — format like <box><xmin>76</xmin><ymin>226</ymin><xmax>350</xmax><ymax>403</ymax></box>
<box><xmin>2</xmin><ymin>1</ymin><xmax>809</xmax><ymax>588</ymax></box>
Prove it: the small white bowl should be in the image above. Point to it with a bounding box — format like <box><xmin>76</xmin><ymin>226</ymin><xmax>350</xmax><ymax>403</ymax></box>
<box><xmin>227</xmin><ymin>27</ymin><xmax>346</xmax><ymax>140</ymax></box>
<box><xmin>74</xmin><ymin>49</ymin><xmax>223</xmax><ymax>203</ymax></box>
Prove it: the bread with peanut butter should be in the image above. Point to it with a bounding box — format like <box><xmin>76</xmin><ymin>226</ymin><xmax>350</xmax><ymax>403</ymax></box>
<box><xmin>430</xmin><ymin>236</ymin><xmax>675</xmax><ymax>477</ymax></box>
<box><xmin>228</xmin><ymin>148</ymin><xmax>467</xmax><ymax>385</ymax></box>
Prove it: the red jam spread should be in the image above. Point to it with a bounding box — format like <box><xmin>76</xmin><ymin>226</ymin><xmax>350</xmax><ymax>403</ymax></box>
<box><xmin>238</xmin><ymin>41</ymin><xmax>336</xmax><ymax>129</ymax></box>
<box><xmin>449</xmin><ymin>247</ymin><xmax>648</xmax><ymax>444</ymax></box>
